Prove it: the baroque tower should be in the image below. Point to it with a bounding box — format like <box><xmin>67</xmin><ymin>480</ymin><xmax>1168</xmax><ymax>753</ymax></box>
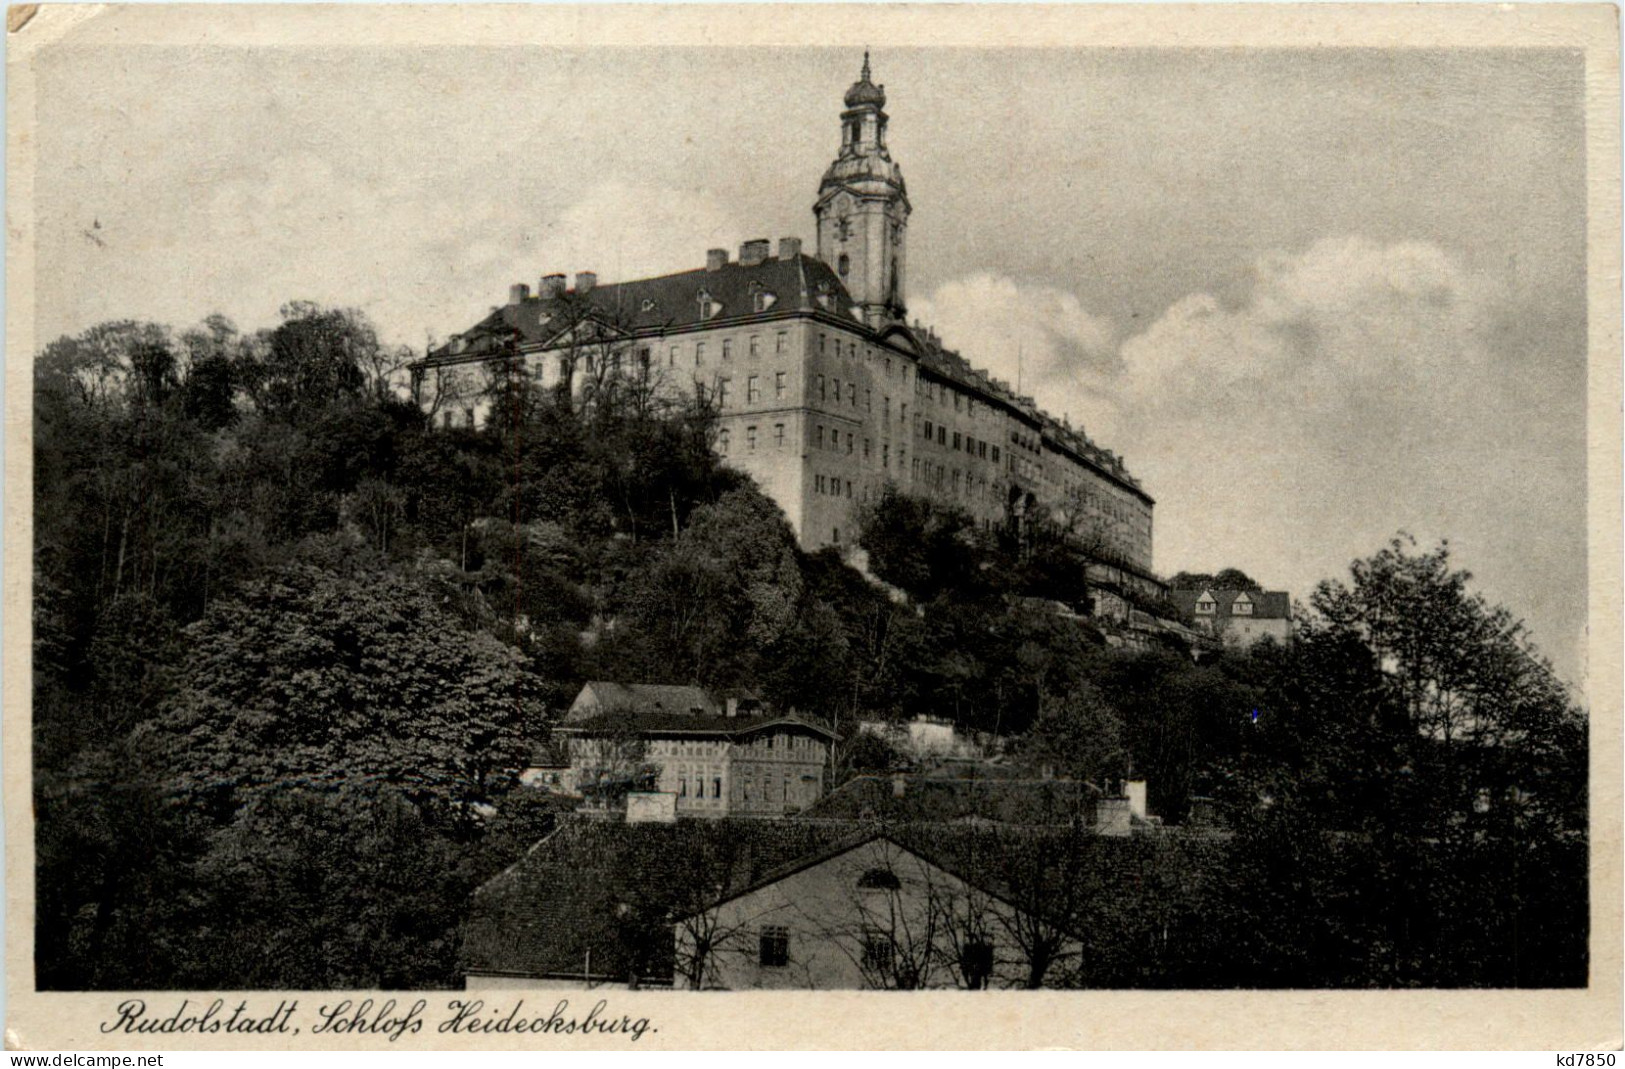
<box><xmin>814</xmin><ymin>53</ymin><xmax>911</xmax><ymax>329</ymax></box>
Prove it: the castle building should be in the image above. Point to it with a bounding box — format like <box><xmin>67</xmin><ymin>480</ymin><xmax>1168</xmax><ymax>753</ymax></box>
<box><xmin>413</xmin><ymin>56</ymin><xmax>1155</xmax><ymax>577</ymax></box>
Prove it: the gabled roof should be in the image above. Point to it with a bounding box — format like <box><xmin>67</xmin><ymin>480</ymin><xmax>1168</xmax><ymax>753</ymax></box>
<box><xmin>567</xmin><ymin>681</ymin><xmax>720</xmax><ymax>721</ymax></box>
<box><xmin>463</xmin><ymin>813</ymin><xmax>1230</xmax><ymax>984</ymax></box>
<box><xmin>421</xmin><ymin>254</ymin><xmax>863</xmax><ymax>366</ymax></box>
<box><xmin>1168</xmin><ymin>588</ymin><xmax>1291</xmax><ymax>620</ymax></box>
<box><xmin>462</xmin><ymin>817</ymin><xmax>865</xmax><ymax>982</ymax></box>
<box><xmin>556</xmin><ymin>710</ymin><xmax>836</xmax><ymax>741</ymax></box>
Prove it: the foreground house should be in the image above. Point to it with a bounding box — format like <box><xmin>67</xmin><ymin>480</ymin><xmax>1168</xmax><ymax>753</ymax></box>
<box><xmin>552</xmin><ymin>681</ymin><xmax>836</xmax><ymax>817</ymax></box>
<box><xmin>462</xmin><ymin>813</ymin><xmax>1220</xmax><ymax>990</ymax></box>
<box><xmin>462</xmin><ymin>818</ymin><xmax>865</xmax><ymax>987</ymax></box>
<box><xmin>673</xmin><ymin>829</ymin><xmax>1077</xmax><ymax>990</ymax></box>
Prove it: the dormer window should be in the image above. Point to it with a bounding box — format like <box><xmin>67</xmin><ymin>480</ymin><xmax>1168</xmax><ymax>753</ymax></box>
<box><xmin>1233</xmin><ymin>593</ymin><xmax>1254</xmax><ymax>616</ymax></box>
<box><xmin>753</xmin><ymin>290</ymin><xmax>778</xmax><ymax>313</ymax></box>
<box><xmin>641</xmin><ymin>299</ymin><xmax>658</xmax><ymax>313</ymax></box>
<box><xmin>697</xmin><ymin>290</ymin><xmax>721</xmax><ymax>320</ymax></box>
<box><xmin>1195</xmin><ymin>591</ymin><xmax>1217</xmax><ymax>616</ymax></box>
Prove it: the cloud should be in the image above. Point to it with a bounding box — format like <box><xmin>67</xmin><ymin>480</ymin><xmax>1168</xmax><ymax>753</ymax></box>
<box><xmin>909</xmin><ymin>273</ymin><xmax>1118</xmax><ymax>427</ymax></box>
<box><xmin>911</xmin><ymin>238</ymin><xmax>1583</xmax><ymax>687</ymax></box>
<box><xmin>55</xmin><ymin>158</ymin><xmax>750</xmax><ymax>351</ymax></box>
<box><xmin>1116</xmin><ymin>236</ymin><xmax>1489</xmax><ymax>419</ymax></box>
<box><xmin>1110</xmin><ymin>236</ymin><xmax>1581</xmax><ymax>685</ymax></box>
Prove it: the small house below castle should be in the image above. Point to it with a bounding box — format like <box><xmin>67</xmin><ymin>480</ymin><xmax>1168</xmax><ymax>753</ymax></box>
<box><xmin>552</xmin><ymin>681</ymin><xmax>836</xmax><ymax>818</ymax></box>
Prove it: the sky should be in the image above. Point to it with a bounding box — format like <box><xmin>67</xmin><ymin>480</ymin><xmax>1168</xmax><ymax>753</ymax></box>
<box><xmin>30</xmin><ymin>44</ymin><xmax>1590</xmax><ymax>688</ymax></box>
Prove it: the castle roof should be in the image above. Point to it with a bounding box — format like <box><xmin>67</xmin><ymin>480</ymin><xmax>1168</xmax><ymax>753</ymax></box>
<box><xmin>423</xmin><ymin>253</ymin><xmax>861</xmax><ymax>366</ymax></box>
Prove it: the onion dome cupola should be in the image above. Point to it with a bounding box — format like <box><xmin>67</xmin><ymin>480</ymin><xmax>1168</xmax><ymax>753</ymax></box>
<box><xmin>844</xmin><ymin>53</ymin><xmax>887</xmax><ymax>108</ymax></box>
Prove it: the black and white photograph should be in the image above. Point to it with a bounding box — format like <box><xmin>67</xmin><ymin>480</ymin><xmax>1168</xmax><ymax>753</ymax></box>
<box><xmin>5</xmin><ymin>3</ymin><xmax>1619</xmax><ymax>1052</ymax></box>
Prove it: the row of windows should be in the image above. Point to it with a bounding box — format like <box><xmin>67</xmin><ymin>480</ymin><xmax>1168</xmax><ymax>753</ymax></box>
<box><xmin>815</xmin><ymin>375</ymin><xmax>874</xmax><ymax>412</ymax></box>
<box><xmin>914</xmin><ymin>373</ymin><xmax>985</xmax><ymax>418</ymax></box>
<box><xmin>815</xmin><ymin>474</ymin><xmax>854</xmax><ymax>499</ymax></box>
<box><xmin>815</xmin><ymin>425</ymin><xmax>855</xmax><ymax>454</ymax></box>
<box><xmin>718</xmin><ymin>423</ymin><xmax>791</xmax><ymax>454</ymax></box>
<box><xmin>917</xmin><ymin>419</ymin><xmax>1002</xmax><ymax>464</ymax></box>
<box><xmin>734</xmin><ymin>769</ymin><xmax>801</xmax><ymax>804</ymax></box>
<box><xmin>714</xmin><ymin>371</ymin><xmax>790</xmax><ymax>408</ymax></box>
<box><xmin>750</xmin><ymin>733</ymin><xmax>815</xmax><ymax>752</ymax></box>
<box><xmin>758</xmin><ymin>921</ymin><xmax>951</xmax><ymax>973</ymax></box>
<box><xmin>911</xmin><ymin>458</ymin><xmax>993</xmax><ymax>500</ymax></box>
<box><xmin>817</xmin><ymin>333</ymin><xmax>915</xmax><ymax>389</ymax></box>
<box><xmin>678</xmin><ymin>776</ymin><xmax>725</xmax><ymax>800</ymax></box>
<box><xmin>692</xmin><ymin>289</ymin><xmax>783</xmax><ymax>319</ymax></box>
<box><xmin>1195</xmin><ymin>600</ymin><xmax>1255</xmax><ymax>616</ymax></box>
<box><xmin>669</xmin><ymin>331</ymin><xmax>791</xmax><ymax>369</ymax></box>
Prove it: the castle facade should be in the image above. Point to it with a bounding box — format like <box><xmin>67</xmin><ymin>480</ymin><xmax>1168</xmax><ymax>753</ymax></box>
<box><xmin>413</xmin><ymin>57</ymin><xmax>1155</xmax><ymax>576</ymax></box>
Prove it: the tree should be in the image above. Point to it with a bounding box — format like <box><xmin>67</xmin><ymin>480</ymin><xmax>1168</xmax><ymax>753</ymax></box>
<box><xmin>668</xmin><ymin>826</ymin><xmax>790</xmax><ymax>990</ymax></box>
<box><xmin>992</xmin><ymin>825</ymin><xmax>1091</xmax><ymax>988</ymax></box>
<box><xmin>567</xmin><ymin>714</ymin><xmax>658</xmax><ymax>808</ymax></box>
<box><xmin>621</xmin><ymin>487</ymin><xmax>803</xmax><ymax>687</ymax></box>
<box><xmin>1214</xmin><ymin>567</ymin><xmax>1263</xmax><ymax>592</ymax></box>
<box><xmin>238</xmin><ymin>302</ymin><xmax>373</xmax><ymax>421</ymax></box>
<box><xmin>1312</xmin><ymin>535</ymin><xmax>1575</xmax><ymax>753</ymax></box>
<box><xmin>1189</xmin><ymin>535</ymin><xmax>1590</xmax><ymax>987</ymax></box>
<box><xmin>1168</xmin><ymin>568</ymin><xmax>1262</xmax><ymax>592</ymax></box>
<box><xmin>1018</xmin><ymin>683</ymin><xmax>1126</xmax><ymax>786</ymax></box>
<box><xmin>135</xmin><ymin>562</ymin><xmax>541</xmax><ymax>824</ymax></box>
<box><xmin>176</xmin><ymin>314</ymin><xmax>244</xmax><ymax>431</ymax></box>
<box><xmin>856</xmin><ymin>486</ymin><xmax>987</xmax><ymax>603</ymax></box>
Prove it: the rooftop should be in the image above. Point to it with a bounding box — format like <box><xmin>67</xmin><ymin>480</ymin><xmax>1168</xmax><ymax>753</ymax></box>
<box><xmin>557</xmin><ymin>710</ymin><xmax>836</xmax><ymax>740</ymax></box>
<box><xmin>1167</xmin><ymin>588</ymin><xmax>1292</xmax><ymax>620</ymax></box>
<box><xmin>462</xmin><ymin>813</ymin><xmax>1226</xmax><ymax>984</ymax></box>
<box><xmin>422</xmin><ymin>251</ymin><xmax>860</xmax><ymax>367</ymax></box>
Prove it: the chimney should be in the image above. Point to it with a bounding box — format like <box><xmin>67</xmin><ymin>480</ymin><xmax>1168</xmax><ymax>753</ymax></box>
<box><xmin>706</xmin><ymin>248</ymin><xmax>729</xmax><ymax>272</ymax></box>
<box><xmin>1126</xmin><ymin>779</ymin><xmax>1148</xmax><ymax>821</ymax></box>
<box><xmin>540</xmin><ymin>274</ymin><xmax>567</xmax><ymax>298</ymax></box>
<box><xmin>575</xmin><ymin>271</ymin><xmax>597</xmax><ymax>294</ymax></box>
<box><xmin>509</xmin><ymin>282</ymin><xmax>531</xmax><ymax>305</ymax></box>
<box><xmin>778</xmin><ymin>237</ymin><xmax>802</xmax><ymax>261</ymax></box>
<box><xmin>726</xmin><ymin>696</ymin><xmax>739</xmax><ymax>718</ymax></box>
<box><xmin>739</xmin><ymin>239</ymin><xmax>770</xmax><ymax>266</ymax></box>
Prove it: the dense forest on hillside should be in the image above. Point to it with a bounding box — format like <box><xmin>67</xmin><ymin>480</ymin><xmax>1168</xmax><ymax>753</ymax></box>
<box><xmin>34</xmin><ymin>304</ymin><xmax>1589</xmax><ymax>989</ymax></box>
